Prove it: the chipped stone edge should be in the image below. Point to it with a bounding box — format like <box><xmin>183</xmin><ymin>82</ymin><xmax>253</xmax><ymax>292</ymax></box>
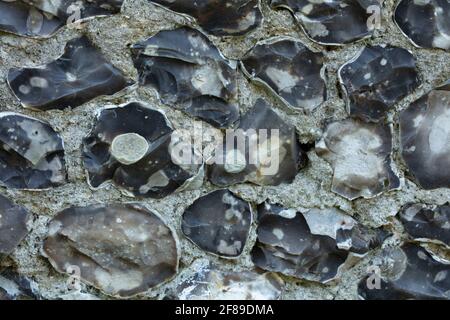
<box><xmin>0</xmin><ymin>6</ymin><xmax>125</xmax><ymax>40</ymax></box>
<box><xmin>0</xmin><ymin>111</ymin><xmax>67</xmax><ymax>192</ymax></box>
<box><xmin>392</xmin><ymin>0</ymin><xmax>427</xmax><ymax>50</ymax></box>
<box><xmin>239</xmin><ymin>35</ymin><xmax>327</xmax><ymax>113</ymax></box>
<box><xmin>148</xmin><ymin>0</ymin><xmax>265</xmax><ymax>38</ymax></box>
<box><xmin>270</xmin><ymin>2</ymin><xmax>374</xmax><ymax>47</ymax></box>
<box><xmin>181</xmin><ymin>190</ymin><xmax>254</xmax><ymax>260</ymax></box>
<box><xmin>40</xmin><ymin>201</ymin><xmax>181</xmax><ymax>299</ymax></box>
<box><xmin>5</xmin><ymin>37</ymin><xmax>136</xmax><ymax>111</ymax></box>
<box><xmin>316</xmin><ymin>121</ymin><xmax>403</xmax><ymax>201</ymax></box>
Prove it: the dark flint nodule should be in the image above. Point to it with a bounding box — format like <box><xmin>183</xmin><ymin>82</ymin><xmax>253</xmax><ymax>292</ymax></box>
<box><xmin>399</xmin><ymin>203</ymin><xmax>450</xmax><ymax>247</ymax></box>
<box><xmin>0</xmin><ymin>268</ymin><xmax>37</xmax><ymax>300</ymax></box>
<box><xmin>167</xmin><ymin>260</ymin><xmax>283</xmax><ymax>300</ymax></box>
<box><xmin>181</xmin><ymin>189</ymin><xmax>252</xmax><ymax>258</ymax></box>
<box><xmin>8</xmin><ymin>36</ymin><xmax>132</xmax><ymax>111</ymax></box>
<box><xmin>316</xmin><ymin>118</ymin><xmax>400</xmax><ymax>200</ymax></box>
<box><xmin>83</xmin><ymin>102</ymin><xmax>201</xmax><ymax>198</ymax></box>
<box><xmin>400</xmin><ymin>81</ymin><xmax>450</xmax><ymax>189</ymax></box>
<box><xmin>43</xmin><ymin>203</ymin><xmax>179</xmax><ymax>298</ymax></box>
<box><xmin>130</xmin><ymin>27</ymin><xmax>239</xmax><ymax>128</ymax></box>
<box><xmin>269</xmin><ymin>0</ymin><xmax>380</xmax><ymax>45</ymax></box>
<box><xmin>339</xmin><ymin>45</ymin><xmax>420</xmax><ymax>122</ymax></box>
<box><xmin>150</xmin><ymin>0</ymin><xmax>262</xmax><ymax>36</ymax></box>
<box><xmin>241</xmin><ymin>37</ymin><xmax>326</xmax><ymax>111</ymax></box>
<box><xmin>0</xmin><ymin>0</ymin><xmax>124</xmax><ymax>38</ymax></box>
<box><xmin>358</xmin><ymin>244</ymin><xmax>450</xmax><ymax>300</ymax></box>
<box><xmin>207</xmin><ymin>99</ymin><xmax>307</xmax><ymax>187</ymax></box>
<box><xmin>0</xmin><ymin>194</ymin><xmax>30</xmax><ymax>255</ymax></box>
<box><xmin>395</xmin><ymin>0</ymin><xmax>450</xmax><ymax>50</ymax></box>
<box><xmin>251</xmin><ymin>203</ymin><xmax>388</xmax><ymax>283</ymax></box>
<box><xmin>0</xmin><ymin>113</ymin><xmax>66</xmax><ymax>190</ymax></box>
<box><xmin>0</xmin><ymin>1</ymin><xmax>63</xmax><ymax>38</ymax></box>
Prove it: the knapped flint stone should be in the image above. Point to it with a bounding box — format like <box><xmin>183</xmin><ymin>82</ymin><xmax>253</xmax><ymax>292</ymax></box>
<box><xmin>0</xmin><ymin>268</ymin><xmax>37</xmax><ymax>300</ymax></box>
<box><xmin>8</xmin><ymin>36</ymin><xmax>132</xmax><ymax>111</ymax></box>
<box><xmin>0</xmin><ymin>112</ymin><xmax>66</xmax><ymax>190</ymax></box>
<box><xmin>399</xmin><ymin>203</ymin><xmax>450</xmax><ymax>248</ymax></box>
<box><xmin>339</xmin><ymin>45</ymin><xmax>420</xmax><ymax>122</ymax></box>
<box><xmin>304</xmin><ymin>208</ymin><xmax>390</xmax><ymax>255</ymax></box>
<box><xmin>269</xmin><ymin>0</ymin><xmax>379</xmax><ymax>45</ymax></box>
<box><xmin>241</xmin><ymin>37</ymin><xmax>326</xmax><ymax>111</ymax></box>
<box><xmin>150</xmin><ymin>0</ymin><xmax>262</xmax><ymax>36</ymax></box>
<box><xmin>400</xmin><ymin>81</ymin><xmax>450</xmax><ymax>189</ymax></box>
<box><xmin>0</xmin><ymin>0</ymin><xmax>124</xmax><ymax>38</ymax></box>
<box><xmin>43</xmin><ymin>203</ymin><xmax>180</xmax><ymax>298</ymax></box>
<box><xmin>82</xmin><ymin>102</ymin><xmax>202</xmax><ymax>198</ymax></box>
<box><xmin>0</xmin><ymin>0</ymin><xmax>63</xmax><ymax>38</ymax></box>
<box><xmin>395</xmin><ymin>0</ymin><xmax>450</xmax><ymax>50</ymax></box>
<box><xmin>22</xmin><ymin>0</ymin><xmax>124</xmax><ymax>20</ymax></box>
<box><xmin>0</xmin><ymin>194</ymin><xmax>30</xmax><ymax>255</ymax></box>
<box><xmin>251</xmin><ymin>203</ymin><xmax>388</xmax><ymax>283</ymax></box>
<box><xmin>130</xmin><ymin>27</ymin><xmax>239</xmax><ymax>128</ymax></box>
<box><xmin>182</xmin><ymin>189</ymin><xmax>252</xmax><ymax>258</ymax></box>
<box><xmin>167</xmin><ymin>260</ymin><xmax>283</xmax><ymax>300</ymax></box>
<box><xmin>207</xmin><ymin>99</ymin><xmax>308</xmax><ymax>187</ymax></box>
<box><xmin>316</xmin><ymin>118</ymin><xmax>400</xmax><ymax>200</ymax></box>
<box><xmin>358</xmin><ymin>244</ymin><xmax>450</xmax><ymax>300</ymax></box>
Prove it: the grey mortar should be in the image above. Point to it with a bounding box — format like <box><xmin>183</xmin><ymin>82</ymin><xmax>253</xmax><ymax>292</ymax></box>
<box><xmin>0</xmin><ymin>0</ymin><xmax>449</xmax><ymax>300</ymax></box>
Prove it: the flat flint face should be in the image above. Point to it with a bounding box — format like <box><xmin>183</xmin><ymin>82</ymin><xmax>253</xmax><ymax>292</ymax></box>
<box><xmin>82</xmin><ymin>102</ymin><xmax>200</xmax><ymax>198</ymax></box>
<box><xmin>167</xmin><ymin>260</ymin><xmax>283</xmax><ymax>300</ymax></box>
<box><xmin>0</xmin><ymin>113</ymin><xmax>66</xmax><ymax>190</ymax></box>
<box><xmin>400</xmin><ymin>203</ymin><xmax>450</xmax><ymax>247</ymax></box>
<box><xmin>316</xmin><ymin>118</ymin><xmax>400</xmax><ymax>200</ymax></box>
<box><xmin>0</xmin><ymin>268</ymin><xmax>37</xmax><ymax>300</ymax></box>
<box><xmin>43</xmin><ymin>204</ymin><xmax>179</xmax><ymax>298</ymax></box>
<box><xmin>270</xmin><ymin>0</ymin><xmax>379</xmax><ymax>45</ymax></box>
<box><xmin>359</xmin><ymin>244</ymin><xmax>450</xmax><ymax>300</ymax></box>
<box><xmin>0</xmin><ymin>0</ymin><xmax>124</xmax><ymax>38</ymax></box>
<box><xmin>181</xmin><ymin>189</ymin><xmax>252</xmax><ymax>258</ymax></box>
<box><xmin>251</xmin><ymin>203</ymin><xmax>388</xmax><ymax>283</ymax></box>
<box><xmin>150</xmin><ymin>0</ymin><xmax>262</xmax><ymax>36</ymax></box>
<box><xmin>0</xmin><ymin>194</ymin><xmax>30</xmax><ymax>255</ymax></box>
<box><xmin>395</xmin><ymin>0</ymin><xmax>450</xmax><ymax>50</ymax></box>
<box><xmin>8</xmin><ymin>36</ymin><xmax>132</xmax><ymax>111</ymax></box>
<box><xmin>241</xmin><ymin>37</ymin><xmax>326</xmax><ymax>111</ymax></box>
<box><xmin>131</xmin><ymin>27</ymin><xmax>239</xmax><ymax>128</ymax></box>
<box><xmin>339</xmin><ymin>45</ymin><xmax>420</xmax><ymax>122</ymax></box>
<box><xmin>207</xmin><ymin>99</ymin><xmax>308</xmax><ymax>187</ymax></box>
<box><xmin>400</xmin><ymin>81</ymin><xmax>450</xmax><ymax>189</ymax></box>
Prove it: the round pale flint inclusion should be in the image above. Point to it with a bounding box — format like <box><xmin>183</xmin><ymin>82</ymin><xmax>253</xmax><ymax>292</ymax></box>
<box><xmin>269</xmin><ymin>0</ymin><xmax>380</xmax><ymax>45</ymax></box>
<box><xmin>400</xmin><ymin>81</ymin><xmax>450</xmax><ymax>189</ymax></box>
<box><xmin>395</xmin><ymin>0</ymin><xmax>450</xmax><ymax>50</ymax></box>
<box><xmin>43</xmin><ymin>204</ymin><xmax>180</xmax><ymax>297</ymax></box>
<box><xmin>316</xmin><ymin>119</ymin><xmax>400</xmax><ymax>200</ymax></box>
<box><xmin>111</xmin><ymin>133</ymin><xmax>149</xmax><ymax>166</ymax></box>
